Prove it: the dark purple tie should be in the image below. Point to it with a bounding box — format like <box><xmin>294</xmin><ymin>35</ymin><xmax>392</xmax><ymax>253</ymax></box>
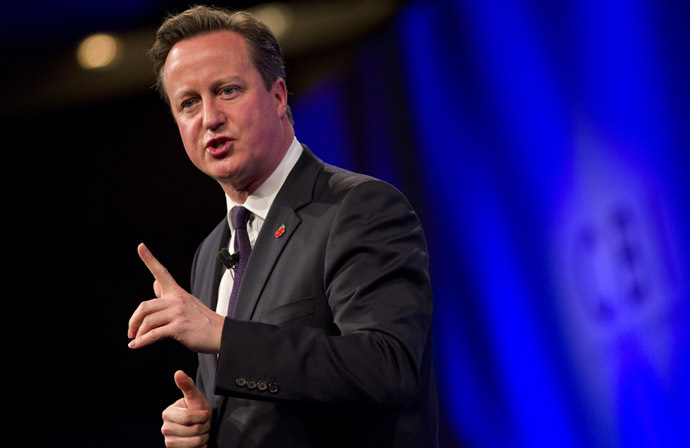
<box><xmin>228</xmin><ymin>206</ymin><xmax>252</xmax><ymax>317</ymax></box>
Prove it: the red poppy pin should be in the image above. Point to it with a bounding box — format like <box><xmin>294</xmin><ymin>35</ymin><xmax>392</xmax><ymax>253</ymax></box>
<box><xmin>275</xmin><ymin>224</ymin><xmax>286</xmax><ymax>238</ymax></box>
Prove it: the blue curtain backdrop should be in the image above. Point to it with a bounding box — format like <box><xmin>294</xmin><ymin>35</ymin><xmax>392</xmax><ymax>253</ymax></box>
<box><xmin>292</xmin><ymin>0</ymin><xmax>690</xmax><ymax>446</ymax></box>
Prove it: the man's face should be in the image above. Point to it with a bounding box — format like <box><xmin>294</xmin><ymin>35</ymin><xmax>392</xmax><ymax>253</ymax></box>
<box><xmin>163</xmin><ymin>31</ymin><xmax>289</xmax><ymax>194</ymax></box>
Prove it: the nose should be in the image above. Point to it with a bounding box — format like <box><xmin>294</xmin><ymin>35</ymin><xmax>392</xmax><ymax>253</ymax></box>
<box><xmin>202</xmin><ymin>99</ymin><xmax>225</xmax><ymax>131</ymax></box>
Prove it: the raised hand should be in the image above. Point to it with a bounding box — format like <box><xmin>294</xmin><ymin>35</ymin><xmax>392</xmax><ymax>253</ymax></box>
<box><xmin>128</xmin><ymin>243</ymin><xmax>224</xmax><ymax>353</ymax></box>
<box><xmin>161</xmin><ymin>370</ymin><xmax>212</xmax><ymax>448</ymax></box>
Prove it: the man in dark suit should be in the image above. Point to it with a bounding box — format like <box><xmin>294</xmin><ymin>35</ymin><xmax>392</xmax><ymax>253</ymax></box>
<box><xmin>128</xmin><ymin>5</ymin><xmax>437</xmax><ymax>447</ymax></box>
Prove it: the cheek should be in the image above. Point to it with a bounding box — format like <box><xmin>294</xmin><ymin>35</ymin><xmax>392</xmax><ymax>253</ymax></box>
<box><xmin>177</xmin><ymin>121</ymin><xmax>200</xmax><ymax>151</ymax></box>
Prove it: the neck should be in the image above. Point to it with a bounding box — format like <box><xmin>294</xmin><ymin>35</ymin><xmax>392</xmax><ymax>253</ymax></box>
<box><xmin>225</xmin><ymin>189</ymin><xmax>250</xmax><ymax>205</ymax></box>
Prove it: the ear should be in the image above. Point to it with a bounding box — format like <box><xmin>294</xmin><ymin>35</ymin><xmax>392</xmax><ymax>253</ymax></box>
<box><xmin>271</xmin><ymin>78</ymin><xmax>289</xmax><ymax>119</ymax></box>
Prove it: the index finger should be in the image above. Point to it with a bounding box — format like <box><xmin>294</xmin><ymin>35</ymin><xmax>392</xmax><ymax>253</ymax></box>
<box><xmin>138</xmin><ymin>243</ymin><xmax>178</xmax><ymax>291</ymax></box>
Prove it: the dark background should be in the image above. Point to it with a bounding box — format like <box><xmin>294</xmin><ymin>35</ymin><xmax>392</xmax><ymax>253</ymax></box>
<box><xmin>5</xmin><ymin>0</ymin><xmax>434</xmax><ymax>446</ymax></box>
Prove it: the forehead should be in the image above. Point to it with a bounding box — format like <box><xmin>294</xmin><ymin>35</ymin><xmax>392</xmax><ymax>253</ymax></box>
<box><xmin>163</xmin><ymin>30</ymin><xmax>254</xmax><ymax>88</ymax></box>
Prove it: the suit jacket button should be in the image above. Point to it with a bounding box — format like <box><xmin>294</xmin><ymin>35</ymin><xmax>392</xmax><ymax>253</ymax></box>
<box><xmin>268</xmin><ymin>382</ymin><xmax>279</xmax><ymax>393</ymax></box>
<box><xmin>235</xmin><ymin>377</ymin><xmax>247</xmax><ymax>387</ymax></box>
<box><xmin>257</xmin><ymin>380</ymin><xmax>267</xmax><ymax>391</ymax></box>
<box><xmin>246</xmin><ymin>379</ymin><xmax>257</xmax><ymax>390</ymax></box>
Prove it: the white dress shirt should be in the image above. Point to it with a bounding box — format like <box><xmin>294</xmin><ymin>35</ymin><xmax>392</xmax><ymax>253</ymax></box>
<box><xmin>215</xmin><ymin>137</ymin><xmax>303</xmax><ymax>317</ymax></box>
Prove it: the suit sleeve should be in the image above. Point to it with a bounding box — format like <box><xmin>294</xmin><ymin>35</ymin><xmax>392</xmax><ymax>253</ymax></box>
<box><xmin>214</xmin><ymin>180</ymin><xmax>432</xmax><ymax>410</ymax></box>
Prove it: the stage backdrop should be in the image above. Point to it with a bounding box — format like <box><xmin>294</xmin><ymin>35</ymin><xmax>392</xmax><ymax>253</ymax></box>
<box><xmin>291</xmin><ymin>0</ymin><xmax>690</xmax><ymax>446</ymax></box>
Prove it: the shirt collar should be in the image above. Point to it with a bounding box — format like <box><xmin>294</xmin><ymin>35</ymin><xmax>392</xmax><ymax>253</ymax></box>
<box><xmin>226</xmin><ymin>136</ymin><xmax>303</xmax><ymax>231</ymax></box>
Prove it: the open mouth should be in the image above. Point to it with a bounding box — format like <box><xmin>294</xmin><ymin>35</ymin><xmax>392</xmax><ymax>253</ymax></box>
<box><xmin>206</xmin><ymin>137</ymin><xmax>232</xmax><ymax>157</ymax></box>
<box><xmin>208</xmin><ymin>138</ymin><xmax>229</xmax><ymax>149</ymax></box>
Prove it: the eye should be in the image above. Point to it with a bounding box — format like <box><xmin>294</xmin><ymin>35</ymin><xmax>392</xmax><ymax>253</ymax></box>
<box><xmin>220</xmin><ymin>86</ymin><xmax>238</xmax><ymax>96</ymax></box>
<box><xmin>180</xmin><ymin>98</ymin><xmax>196</xmax><ymax>110</ymax></box>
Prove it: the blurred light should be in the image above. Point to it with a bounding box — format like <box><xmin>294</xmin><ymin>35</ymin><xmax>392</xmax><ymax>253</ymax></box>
<box><xmin>249</xmin><ymin>3</ymin><xmax>293</xmax><ymax>39</ymax></box>
<box><xmin>77</xmin><ymin>33</ymin><xmax>120</xmax><ymax>69</ymax></box>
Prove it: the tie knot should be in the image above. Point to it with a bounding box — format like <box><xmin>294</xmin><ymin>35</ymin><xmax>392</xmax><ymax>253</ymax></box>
<box><xmin>231</xmin><ymin>206</ymin><xmax>251</xmax><ymax>230</ymax></box>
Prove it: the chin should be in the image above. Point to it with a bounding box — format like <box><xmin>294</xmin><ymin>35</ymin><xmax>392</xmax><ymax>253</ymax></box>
<box><xmin>212</xmin><ymin>166</ymin><xmax>244</xmax><ymax>183</ymax></box>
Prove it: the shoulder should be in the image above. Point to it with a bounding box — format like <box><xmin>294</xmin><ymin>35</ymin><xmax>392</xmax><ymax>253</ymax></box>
<box><xmin>288</xmin><ymin>146</ymin><xmax>412</xmax><ymax>211</ymax></box>
<box><xmin>317</xmin><ymin>162</ymin><xmax>408</xmax><ymax>204</ymax></box>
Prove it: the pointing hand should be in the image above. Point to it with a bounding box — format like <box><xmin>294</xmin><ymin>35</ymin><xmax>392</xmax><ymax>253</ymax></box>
<box><xmin>128</xmin><ymin>243</ymin><xmax>224</xmax><ymax>353</ymax></box>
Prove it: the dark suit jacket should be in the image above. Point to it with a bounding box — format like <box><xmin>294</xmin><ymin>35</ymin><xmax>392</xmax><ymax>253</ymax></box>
<box><xmin>191</xmin><ymin>147</ymin><xmax>438</xmax><ymax>447</ymax></box>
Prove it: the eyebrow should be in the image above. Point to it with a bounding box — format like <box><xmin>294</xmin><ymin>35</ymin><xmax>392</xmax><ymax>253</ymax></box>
<box><xmin>210</xmin><ymin>76</ymin><xmax>245</xmax><ymax>90</ymax></box>
<box><xmin>171</xmin><ymin>76</ymin><xmax>246</xmax><ymax>101</ymax></box>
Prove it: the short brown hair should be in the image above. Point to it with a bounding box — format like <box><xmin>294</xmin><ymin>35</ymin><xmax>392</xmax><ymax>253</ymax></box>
<box><xmin>149</xmin><ymin>5</ymin><xmax>292</xmax><ymax>121</ymax></box>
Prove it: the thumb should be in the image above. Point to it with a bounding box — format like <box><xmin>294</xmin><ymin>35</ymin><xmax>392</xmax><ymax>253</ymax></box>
<box><xmin>174</xmin><ymin>370</ymin><xmax>209</xmax><ymax>411</ymax></box>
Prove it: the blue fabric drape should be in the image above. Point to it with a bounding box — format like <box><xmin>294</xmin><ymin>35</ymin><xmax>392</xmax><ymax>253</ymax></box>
<box><xmin>292</xmin><ymin>1</ymin><xmax>690</xmax><ymax>446</ymax></box>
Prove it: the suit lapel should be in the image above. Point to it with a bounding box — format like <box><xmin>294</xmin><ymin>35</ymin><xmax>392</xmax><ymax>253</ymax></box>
<box><xmin>232</xmin><ymin>200</ymin><xmax>301</xmax><ymax>320</ymax></box>
<box><xmin>232</xmin><ymin>146</ymin><xmax>323</xmax><ymax>321</ymax></box>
